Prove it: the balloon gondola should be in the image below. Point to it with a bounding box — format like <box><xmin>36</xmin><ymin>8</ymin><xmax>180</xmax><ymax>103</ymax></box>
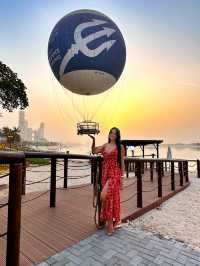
<box><xmin>77</xmin><ymin>120</ymin><xmax>100</xmax><ymax>135</ymax></box>
<box><xmin>48</xmin><ymin>9</ymin><xmax>126</xmax><ymax>136</ymax></box>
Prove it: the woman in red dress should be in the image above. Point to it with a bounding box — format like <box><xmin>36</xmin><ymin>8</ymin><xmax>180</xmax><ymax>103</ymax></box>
<box><xmin>89</xmin><ymin>127</ymin><xmax>125</xmax><ymax>235</ymax></box>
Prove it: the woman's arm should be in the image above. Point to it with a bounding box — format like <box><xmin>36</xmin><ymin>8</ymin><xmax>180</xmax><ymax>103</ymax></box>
<box><xmin>88</xmin><ymin>134</ymin><xmax>106</xmax><ymax>154</ymax></box>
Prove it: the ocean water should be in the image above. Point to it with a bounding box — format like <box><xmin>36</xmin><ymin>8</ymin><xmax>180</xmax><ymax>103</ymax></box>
<box><xmin>138</xmin><ymin>145</ymin><xmax>200</xmax><ymax>160</ymax></box>
<box><xmin>36</xmin><ymin>143</ymin><xmax>200</xmax><ymax>160</ymax></box>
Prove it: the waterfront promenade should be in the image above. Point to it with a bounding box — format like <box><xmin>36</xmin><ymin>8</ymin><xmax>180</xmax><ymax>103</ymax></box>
<box><xmin>0</xmin><ymin>167</ymin><xmax>189</xmax><ymax>265</ymax></box>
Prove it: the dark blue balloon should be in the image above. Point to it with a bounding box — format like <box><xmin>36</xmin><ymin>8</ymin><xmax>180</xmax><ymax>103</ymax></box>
<box><xmin>48</xmin><ymin>9</ymin><xmax>126</xmax><ymax>95</ymax></box>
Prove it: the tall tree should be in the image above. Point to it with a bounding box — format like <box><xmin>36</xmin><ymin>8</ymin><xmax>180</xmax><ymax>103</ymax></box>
<box><xmin>0</xmin><ymin>61</ymin><xmax>28</xmax><ymax>111</ymax></box>
<box><xmin>12</xmin><ymin>127</ymin><xmax>21</xmax><ymax>143</ymax></box>
<box><xmin>2</xmin><ymin>126</ymin><xmax>21</xmax><ymax>145</ymax></box>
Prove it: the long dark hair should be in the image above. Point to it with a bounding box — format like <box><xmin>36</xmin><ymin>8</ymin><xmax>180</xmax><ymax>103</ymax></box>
<box><xmin>108</xmin><ymin>127</ymin><xmax>122</xmax><ymax>168</ymax></box>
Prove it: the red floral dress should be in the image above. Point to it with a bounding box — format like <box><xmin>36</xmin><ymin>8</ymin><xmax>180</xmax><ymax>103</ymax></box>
<box><xmin>99</xmin><ymin>146</ymin><xmax>123</xmax><ymax>222</ymax></box>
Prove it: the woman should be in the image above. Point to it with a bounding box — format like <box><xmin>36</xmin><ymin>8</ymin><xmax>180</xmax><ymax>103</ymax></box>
<box><xmin>89</xmin><ymin>127</ymin><xmax>125</xmax><ymax>235</ymax></box>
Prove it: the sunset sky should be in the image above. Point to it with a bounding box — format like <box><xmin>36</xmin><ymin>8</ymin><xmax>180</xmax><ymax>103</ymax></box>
<box><xmin>0</xmin><ymin>0</ymin><xmax>200</xmax><ymax>145</ymax></box>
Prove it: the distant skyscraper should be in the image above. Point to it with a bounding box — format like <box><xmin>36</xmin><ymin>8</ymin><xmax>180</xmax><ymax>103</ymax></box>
<box><xmin>18</xmin><ymin>111</ymin><xmax>25</xmax><ymax>128</ymax></box>
<box><xmin>39</xmin><ymin>122</ymin><xmax>45</xmax><ymax>139</ymax></box>
<box><xmin>18</xmin><ymin>111</ymin><xmax>46</xmax><ymax>142</ymax></box>
<box><xmin>33</xmin><ymin>130</ymin><xmax>39</xmax><ymax>142</ymax></box>
<box><xmin>18</xmin><ymin>111</ymin><xmax>26</xmax><ymax>140</ymax></box>
<box><xmin>27</xmin><ymin>128</ymin><xmax>33</xmax><ymax>142</ymax></box>
<box><xmin>34</xmin><ymin>122</ymin><xmax>45</xmax><ymax>142</ymax></box>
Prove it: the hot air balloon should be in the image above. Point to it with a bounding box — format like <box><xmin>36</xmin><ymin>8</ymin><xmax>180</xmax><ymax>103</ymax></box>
<box><xmin>48</xmin><ymin>9</ymin><xmax>126</xmax><ymax>134</ymax></box>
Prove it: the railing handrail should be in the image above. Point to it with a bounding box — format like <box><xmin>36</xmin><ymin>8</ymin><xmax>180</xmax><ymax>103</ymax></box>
<box><xmin>0</xmin><ymin>150</ymin><xmax>198</xmax><ymax>163</ymax></box>
<box><xmin>24</xmin><ymin>151</ymin><xmax>102</xmax><ymax>160</ymax></box>
<box><xmin>0</xmin><ymin>151</ymin><xmax>25</xmax><ymax>163</ymax></box>
<box><xmin>125</xmin><ymin>157</ymin><xmax>188</xmax><ymax>162</ymax></box>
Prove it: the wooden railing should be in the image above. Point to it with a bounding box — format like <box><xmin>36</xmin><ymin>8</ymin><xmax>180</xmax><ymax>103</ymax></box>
<box><xmin>0</xmin><ymin>151</ymin><xmax>102</xmax><ymax>266</ymax></box>
<box><xmin>124</xmin><ymin>158</ymin><xmax>190</xmax><ymax>209</ymax></box>
<box><xmin>125</xmin><ymin>157</ymin><xmax>200</xmax><ymax>178</ymax></box>
<box><xmin>24</xmin><ymin>152</ymin><xmax>102</xmax><ymax>207</ymax></box>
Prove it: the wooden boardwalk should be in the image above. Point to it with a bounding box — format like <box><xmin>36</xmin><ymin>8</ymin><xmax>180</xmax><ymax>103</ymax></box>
<box><xmin>0</xmin><ymin>169</ymin><xmax>189</xmax><ymax>266</ymax></box>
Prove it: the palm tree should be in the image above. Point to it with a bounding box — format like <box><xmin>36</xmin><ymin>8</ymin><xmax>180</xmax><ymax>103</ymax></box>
<box><xmin>2</xmin><ymin>127</ymin><xmax>21</xmax><ymax>149</ymax></box>
<box><xmin>12</xmin><ymin>127</ymin><xmax>21</xmax><ymax>143</ymax></box>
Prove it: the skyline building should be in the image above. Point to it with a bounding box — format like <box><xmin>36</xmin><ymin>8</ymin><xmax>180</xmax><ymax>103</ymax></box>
<box><xmin>18</xmin><ymin>111</ymin><xmax>46</xmax><ymax>142</ymax></box>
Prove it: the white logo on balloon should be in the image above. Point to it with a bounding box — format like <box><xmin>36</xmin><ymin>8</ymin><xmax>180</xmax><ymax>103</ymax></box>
<box><xmin>59</xmin><ymin>19</ymin><xmax>116</xmax><ymax>78</ymax></box>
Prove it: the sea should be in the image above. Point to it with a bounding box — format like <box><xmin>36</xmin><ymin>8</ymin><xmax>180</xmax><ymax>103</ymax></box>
<box><xmin>34</xmin><ymin>143</ymin><xmax>200</xmax><ymax>161</ymax></box>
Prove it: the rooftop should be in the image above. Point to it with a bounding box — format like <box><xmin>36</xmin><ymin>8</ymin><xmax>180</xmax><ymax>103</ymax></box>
<box><xmin>121</xmin><ymin>140</ymin><xmax>163</xmax><ymax>147</ymax></box>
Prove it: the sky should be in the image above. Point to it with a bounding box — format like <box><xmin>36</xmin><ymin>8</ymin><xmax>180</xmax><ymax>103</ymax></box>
<box><xmin>0</xmin><ymin>0</ymin><xmax>200</xmax><ymax>145</ymax></box>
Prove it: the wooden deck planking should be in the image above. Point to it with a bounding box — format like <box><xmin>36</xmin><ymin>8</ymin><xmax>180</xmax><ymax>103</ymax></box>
<box><xmin>0</xmin><ymin>170</ymin><xmax>188</xmax><ymax>266</ymax></box>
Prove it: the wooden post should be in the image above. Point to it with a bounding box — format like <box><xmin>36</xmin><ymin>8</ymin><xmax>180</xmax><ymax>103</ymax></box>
<box><xmin>197</xmin><ymin>159</ymin><xmax>200</xmax><ymax>178</ymax></box>
<box><xmin>165</xmin><ymin>161</ymin><xmax>167</xmax><ymax>172</ymax></box>
<box><xmin>157</xmin><ymin>161</ymin><xmax>162</xmax><ymax>197</ymax></box>
<box><xmin>156</xmin><ymin>161</ymin><xmax>158</xmax><ymax>172</ymax></box>
<box><xmin>150</xmin><ymin>161</ymin><xmax>154</xmax><ymax>181</ymax></box>
<box><xmin>179</xmin><ymin>161</ymin><xmax>183</xmax><ymax>186</ymax></box>
<box><xmin>124</xmin><ymin>145</ymin><xmax>127</xmax><ymax>156</ymax></box>
<box><xmin>141</xmin><ymin>161</ymin><xmax>144</xmax><ymax>174</ymax></box>
<box><xmin>128</xmin><ymin>161</ymin><xmax>131</xmax><ymax>173</ymax></box>
<box><xmin>6</xmin><ymin>163</ymin><xmax>22</xmax><ymax>266</ymax></box>
<box><xmin>136</xmin><ymin>161</ymin><xmax>142</xmax><ymax>208</ymax></box>
<box><xmin>184</xmin><ymin>161</ymin><xmax>189</xmax><ymax>183</ymax></box>
<box><xmin>171</xmin><ymin>161</ymin><xmax>175</xmax><ymax>191</ymax></box>
<box><xmin>161</xmin><ymin>162</ymin><xmax>164</xmax><ymax>177</ymax></box>
<box><xmin>156</xmin><ymin>143</ymin><xmax>159</xmax><ymax>158</ymax></box>
<box><xmin>50</xmin><ymin>158</ymin><xmax>56</xmax><ymax>207</ymax></box>
<box><xmin>142</xmin><ymin>145</ymin><xmax>145</xmax><ymax>158</ymax></box>
<box><xmin>126</xmin><ymin>160</ymin><xmax>129</xmax><ymax>178</ymax></box>
<box><xmin>21</xmin><ymin>159</ymin><xmax>26</xmax><ymax>195</ymax></box>
<box><xmin>130</xmin><ymin>162</ymin><xmax>132</xmax><ymax>172</ymax></box>
<box><xmin>64</xmin><ymin>157</ymin><xmax>68</xmax><ymax>188</ymax></box>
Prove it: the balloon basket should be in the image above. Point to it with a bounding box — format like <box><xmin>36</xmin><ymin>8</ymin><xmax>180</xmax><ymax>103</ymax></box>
<box><xmin>77</xmin><ymin>121</ymin><xmax>100</xmax><ymax>135</ymax></box>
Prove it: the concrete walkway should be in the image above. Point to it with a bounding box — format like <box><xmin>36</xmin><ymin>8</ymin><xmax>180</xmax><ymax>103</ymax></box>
<box><xmin>37</xmin><ymin>226</ymin><xmax>200</xmax><ymax>266</ymax></box>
